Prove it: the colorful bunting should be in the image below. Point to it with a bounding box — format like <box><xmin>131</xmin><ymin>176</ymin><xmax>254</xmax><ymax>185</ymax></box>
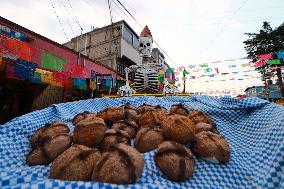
<box><xmin>182</xmin><ymin>70</ymin><xmax>190</xmax><ymax>77</ymax></box>
<box><xmin>254</xmin><ymin>61</ymin><xmax>266</xmax><ymax>67</ymax></box>
<box><xmin>276</xmin><ymin>51</ymin><xmax>284</xmax><ymax>59</ymax></box>
<box><xmin>204</xmin><ymin>68</ymin><xmax>212</xmax><ymax>73</ymax></box>
<box><xmin>167</xmin><ymin>68</ymin><xmax>175</xmax><ymax>73</ymax></box>
<box><xmin>73</xmin><ymin>78</ymin><xmax>87</xmax><ymax>90</ymax></box>
<box><xmin>199</xmin><ymin>63</ymin><xmax>208</xmax><ymax>68</ymax></box>
<box><xmin>267</xmin><ymin>59</ymin><xmax>281</xmax><ymax>65</ymax></box>
<box><xmin>258</xmin><ymin>54</ymin><xmax>273</xmax><ymax>61</ymax></box>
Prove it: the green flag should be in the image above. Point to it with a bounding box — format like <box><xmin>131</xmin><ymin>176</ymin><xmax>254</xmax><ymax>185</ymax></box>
<box><xmin>267</xmin><ymin>59</ymin><xmax>281</xmax><ymax>65</ymax></box>
<box><xmin>183</xmin><ymin>70</ymin><xmax>190</xmax><ymax>77</ymax></box>
<box><xmin>167</xmin><ymin>68</ymin><xmax>175</xmax><ymax>73</ymax></box>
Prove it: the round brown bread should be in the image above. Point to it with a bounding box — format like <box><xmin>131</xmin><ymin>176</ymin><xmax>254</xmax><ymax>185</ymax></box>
<box><xmin>111</xmin><ymin>120</ymin><xmax>139</xmax><ymax>139</ymax></box>
<box><xmin>192</xmin><ymin>131</ymin><xmax>230</xmax><ymax>164</ymax></box>
<box><xmin>138</xmin><ymin>110</ymin><xmax>167</xmax><ymax>129</ymax></box>
<box><xmin>27</xmin><ymin>133</ymin><xmax>72</xmax><ymax>166</ymax></box>
<box><xmin>100</xmin><ymin>129</ymin><xmax>131</xmax><ymax>151</ymax></box>
<box><xmin>96</xmin><ymin>107</ymin><xmax>139</xmax><ymax>126</ymax></box>
<box><xmin>92</xmin><ymin>143</ymin><xmax>144</xmax><ymax>184</ymax></box>
<box><xmin>154</xmin><ymin>141</ymin><xmax>195</xmax><ymax>182</ymax></box>
<box><xmin>49</xmin><ymin>145</ymin><xmax>101</xmax><ymax>181</ymax></box>
<box><xmin>136</xmin><ymin>103</ymin><xmax>166</xmax><ymax>114</ymax></box>
<box><xmin>188</xmin><ymin>110</ymin><xmax>213</xmax><ymax>125</ymax></box>
<box><xmin>170</xmin><ymin>104</ymin><xmax>189</xmax><ymax>116</ymax></box>
<box><xmin>194</xmin><ymin>122</ymin><xmax>215</xmax><ymax>134</ymax></box>
<box><xmin>134</xmin><ymin>127</ymin><xmax>165</xmax><ymax>153</ymax></box>
<box><xmin>73</xmin><ymin>117</ymin><xmax>107</xmax><ymax>147</ymax></box>
<box><xmin>72</xmin><ymin>111</ymin><xmax>97</xmax><ymax>126</ymax></box>
<box><xmin>161</xmin><ymin>114</ymin><xmax>195</xmax><ymax>144</ymax></box>
<box><xmin>119</xmin><ymin>102</ymin><xmax>137</xmax><ymax>111</ymax></box>
<box><xmin>31</xmin><ymin>120</ymin><xmax>70</xmax><ymax>148</ymax></box>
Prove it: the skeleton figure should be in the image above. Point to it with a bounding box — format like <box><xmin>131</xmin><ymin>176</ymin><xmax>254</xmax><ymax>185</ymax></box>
<box><xmin>119</xmin><ymin>25</ymin><xmax>177</xmax><ymax>95</ymax></box>
<box><xmin>119</xmin><ymin>26</ymin><xmax>161</xmax><ymax>95</ymax></box>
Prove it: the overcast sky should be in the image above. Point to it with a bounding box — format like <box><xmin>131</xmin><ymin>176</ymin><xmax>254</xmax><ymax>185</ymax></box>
<box><xmin>1</xmin><ymin>0</ymin><xmax>283</xmax><ymax>94</ymax></box>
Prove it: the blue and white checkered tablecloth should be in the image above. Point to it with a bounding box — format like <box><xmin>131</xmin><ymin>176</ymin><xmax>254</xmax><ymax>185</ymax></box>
<box><xmin>0</xmin><ymin>96</ymin><xmax>284</xmax><ymax>189</ymax></box>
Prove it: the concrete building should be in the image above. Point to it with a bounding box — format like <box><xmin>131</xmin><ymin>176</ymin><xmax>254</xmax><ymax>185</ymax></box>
<box><xmin>64</xmin><ymin>20</ymin><xmax>142</xmax><ymax>77</ymax></box>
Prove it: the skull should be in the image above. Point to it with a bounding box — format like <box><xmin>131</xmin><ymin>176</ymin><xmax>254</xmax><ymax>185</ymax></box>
<box><xmin>137</xmin><ymin>37</ymin><xmax>153</xmax><ymax>57</ymax></box>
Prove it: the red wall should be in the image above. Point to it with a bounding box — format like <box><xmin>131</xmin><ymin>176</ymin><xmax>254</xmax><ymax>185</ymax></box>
<box><xmin>0</xmin><ymin>17</ymin><xmax>118</xmax><ymax>79</ymax></box>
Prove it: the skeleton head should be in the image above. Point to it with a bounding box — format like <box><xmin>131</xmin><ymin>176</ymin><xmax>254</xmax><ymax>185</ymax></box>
<box><xmin>138</xmin><ymin>26</ymin><xmax>153</xmax><ymax>57</ymax></box>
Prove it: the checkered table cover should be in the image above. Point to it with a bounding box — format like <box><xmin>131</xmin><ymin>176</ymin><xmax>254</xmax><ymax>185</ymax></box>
<box><xmin>0</xmin><ymin>96</ymin><xmax>284</xmax><ymax>189</ymax></box>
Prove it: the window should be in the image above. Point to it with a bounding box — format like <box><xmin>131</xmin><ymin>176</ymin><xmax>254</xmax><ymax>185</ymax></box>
<box><xmin>116</xmin><ymin>62</ymin><xmax>125</xmax><ymax>76</ymax></box>
<box><xmin>133</xmin><ymin>36</ymin><xmax>139</xmax><ymax>49</ymax></box>
<box><xmin>123</xmin><ymin>27</ymin><xmax>133</xmax><ymax>45</ymax></box>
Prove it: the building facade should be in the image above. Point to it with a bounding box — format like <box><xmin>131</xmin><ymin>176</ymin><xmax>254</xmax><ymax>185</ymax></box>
<box><xmin>0</xmin><ymin>16</ymin><xmax>118</xmax><ymax>124</ymax></box>
<box><xmin>64</xmin><ymin>20</ymin><xmax>142</xmax><ymax>78</ymax></box>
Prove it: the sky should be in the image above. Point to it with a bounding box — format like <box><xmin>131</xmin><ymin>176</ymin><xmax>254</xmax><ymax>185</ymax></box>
<box><xmin>1</xmin><ymin>0</ymin><xmax>284</xmax><ymax>94</ymax></box>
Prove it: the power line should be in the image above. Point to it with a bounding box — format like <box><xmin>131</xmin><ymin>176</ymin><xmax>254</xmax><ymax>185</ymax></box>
<box><xmin>66</xmin><ymin>0</ymin><xmax>83</xmax><ymax>30</ymax></box>
<box><xmin>49</xmin><ymin>0</ymin><xmax>69</xmax><ymax>41</ymax></box>
<box><xmin>56</xmin><ymin>0</ymin><xmax>76</xmax><ymax>36</ymax></box>
<box><xmin>199</xmin><ymin>0</ymin><xmax>249</xmax><ymax>58</ymax></box>
<box><xmin>114</xmin><ymin>0</ymin><xmax>178</xmax><ymax>67</ymax></box>
<box><xmin>115</xmin><ymin>0</ymin><xmax>143</xmax><ymax>28</ymax></box>
<box><xmin>111</xmin><ymin>0</ymin><xmax>133</xmax><ymax>21</ymax></box>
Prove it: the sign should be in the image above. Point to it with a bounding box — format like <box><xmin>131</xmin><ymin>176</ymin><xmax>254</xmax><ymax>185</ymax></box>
<box><xmin>41</xmin><ymin>51</ymin><xmax>66</xmax><ymax>71</ymax></box>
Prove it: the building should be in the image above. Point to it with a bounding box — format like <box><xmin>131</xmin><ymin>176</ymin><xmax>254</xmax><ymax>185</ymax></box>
<box><xmin>244</xmin><ymin>85</ymin><xmax>282</xmax><ymax>101</ymax></box>
<box><xmin>64</xmin><ymin>20</ymin><xmax>142</xmax><ymax>78</ymax></box>
<box><xmin>152</xmin><ymin>48</ymin><xmax>168</xmax><ymax>69</ymax></box>
<box><xmin>0</xmin><ymin>16</ymin><xmax>118</xmax><ymax>124</ymax></box>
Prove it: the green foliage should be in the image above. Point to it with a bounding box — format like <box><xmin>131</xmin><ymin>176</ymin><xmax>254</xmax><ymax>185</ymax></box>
<box><xmin>243</xmin><ymin>21</ymin><xmax>284</xmax><ymax>61</ymax></box>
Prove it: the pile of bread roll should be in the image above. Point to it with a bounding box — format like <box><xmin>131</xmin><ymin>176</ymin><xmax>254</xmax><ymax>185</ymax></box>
<box><xmin>26</xmin><ymin>103</ymin><xmax>230</xmax><ymax>184</ymax></box>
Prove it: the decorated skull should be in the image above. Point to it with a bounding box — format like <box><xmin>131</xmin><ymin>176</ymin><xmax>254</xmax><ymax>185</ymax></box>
<box><xmin>138</xmin><ymin>25</ymin><xmax>153</xmax><ymax>58</ymax></box>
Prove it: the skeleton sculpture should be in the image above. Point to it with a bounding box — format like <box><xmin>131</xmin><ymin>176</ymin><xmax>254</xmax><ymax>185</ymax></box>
<box><xmin>118</xmin><ymin>26</ymin><xmax>178</xmax><ymax>96</ymax></box>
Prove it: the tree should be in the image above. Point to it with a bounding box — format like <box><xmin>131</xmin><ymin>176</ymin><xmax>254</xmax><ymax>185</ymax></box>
<box><xmin>243</xmin><ymin>21</ymin><xmax>284</xmax><ymax>97</ymax></box>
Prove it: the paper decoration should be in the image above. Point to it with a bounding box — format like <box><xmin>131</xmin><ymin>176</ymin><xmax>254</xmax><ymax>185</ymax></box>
<box><xmin>176</xmin><ymin>66</ymin><xmax>185</xmax><ymax>72</ymax></box>
<box><xmin>241</xmin><ymin>63</ymin><xmax>251</xmax><ymax>67</ymax></box>
<box><xmin>254</xmin><ymin>61</ymin><xmax>266</xmax><ymax>67</ymax></box>
<box><xmin>276</xmin><ymin>51</ymin><xmax>284</xmax><ymax>59</ymax></box>
<box><xmin>1</xmin><ymin>35</ymin><xmax>35</xmax><ymax>62</ymax></box>
<box><xmin>0</xmin><ymin>24</ymin><xmax>26</xmax><ymax>41</ymax></box>
<box><xmin>215</xmin><ymin>68</ymin><xmax>219</xmax><ymax>74</ymax></box>
<box><xmin>13</xmin><ymin>60</ymin><xmax>37</xmax><ymax>80</ymax></box>
<box><xmin>105</xmin><ymin>79</ymin><xmax>111</xmax><ymax>87</ymax></box>
<box><xmin>73</xmin><ymin>78</ymin><xmax>87</xmax><ymax>90</ymax></box>
<box><xmin>199</xmin><ymin>63</ymin><xmax>208</xmax><ymax>68</ymax></box>
<box><xmin>267</xmin><ymin>59</ymin><xmax>281</xmax><ymax>65</ymax></box>
<box><xmin>31</xmin><ymin>72</ymin><xmax>42</xmax><ymax>83</ymax></box>
<box><xmin>174</xmin><ymin>72</ymin><xmax>180</xmax><ymax>75</ymax></box>
<box><xmin>6</xmin><ymin>64</ymin><xmax>21</xmax><ymax>80</ymax></box>
<box><xmin>158</xmin><ymin>69</ymin><xmax>165</xmax><ymax>75</ymax></box>
<box><xmin>191</xmin><ymin>76</ymin><xmax>196</xmax><ymax>79</ymax></box>
<box><xmin>36</xmin><ymin>68</ymin><xmax>63</xmax><ymax>87</ymax></box>
<box><xmin>182</xmin><ymin>70</ymin><xmax>190</xmax><ymax>77</ymax></box>
<box><xmin>228</xmin><ymin>64</ymin><xmax>237</xmax><ymax>68</ymax></box>
<box><xmin>204</xmin><ymin>68</ymin><xmax>212</xmax><ymax>73</ymax></box>
<box><xmin>167</xmin><ymin>68</ymin><xmax>175</xmax><ymax>73</ymax></box>
<box><xmin>165</xmin><ymin>72</ymin><xmax>172</xmax><ymax>78</ymax></box>
<box><xmin>258</xmin><ymin>54</ymin><xmax>273</xmax><ymax>61</ymax></box>
<box><xmin>89</xmin><ymin>79</ymin><xmax>97</xmax><ymax>90</ymax></box>
<box><xmin>41</xmin><ymin>51</ymin><xmax>66</xmax><ymax>71</ymax></box>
